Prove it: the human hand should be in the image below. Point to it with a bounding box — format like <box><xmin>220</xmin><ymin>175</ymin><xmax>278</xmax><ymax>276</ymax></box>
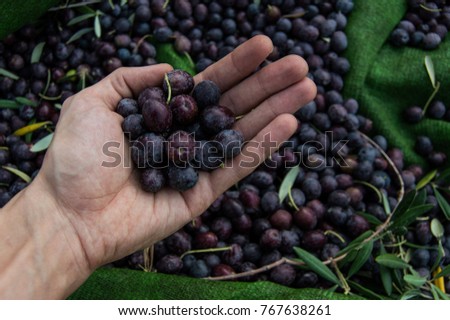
<box><xmin>1</xmin><ymin>35</ymin><xmax>315</xmax><ymax>298</ymax></box>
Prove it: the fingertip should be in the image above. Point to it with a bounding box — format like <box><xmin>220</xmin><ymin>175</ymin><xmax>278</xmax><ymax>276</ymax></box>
<box><xmin>302</xmin><ymin>77</ymin><xmax>318</xmax><ymax>104</ymax></box>
<box><xmin>273</xmin><ymin>113</ymin><xmax>299</xmax><ymax>139</ymax></box>
<box><xmin>284</xmin><ymin>54</ymin><xmax>309</xmax><ymax>79</ymax></box>
<box><xmin>251</xmin><ymin>34</ymin><xmax>274</xmax><ymax>56</ymax></box>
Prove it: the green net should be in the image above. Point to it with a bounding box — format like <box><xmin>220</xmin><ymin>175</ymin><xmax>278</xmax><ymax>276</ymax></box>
<box><xmin>2</xmin><ymin>0</ymin><xmax>449</xmax><ymax>300</ymax></box>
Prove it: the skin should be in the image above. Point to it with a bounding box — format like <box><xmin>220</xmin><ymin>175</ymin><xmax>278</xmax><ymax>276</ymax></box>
<box><xmin>0</xmin><ymin>35</ymin><xmax>316</xmax><ymax>299</ymax></box>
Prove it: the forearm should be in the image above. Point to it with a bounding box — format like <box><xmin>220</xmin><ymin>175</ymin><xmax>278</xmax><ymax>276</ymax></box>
<box><xmin>0</xmin><ymin>177</ymin><xmax>90</xmax><ymax>299</ymax></box>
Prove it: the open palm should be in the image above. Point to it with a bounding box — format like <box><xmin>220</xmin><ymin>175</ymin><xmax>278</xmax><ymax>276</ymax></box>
<box><xmin>38</xmin><ymin>36</ymin><xmax>316</xmax><ymax>271</ymax></box>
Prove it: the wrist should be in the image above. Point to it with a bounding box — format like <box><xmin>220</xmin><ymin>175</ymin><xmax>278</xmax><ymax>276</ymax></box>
<box><xmin>0</xmin><ymin>175</ymin><xmax>91</xmax><ymax>299</ymax></box>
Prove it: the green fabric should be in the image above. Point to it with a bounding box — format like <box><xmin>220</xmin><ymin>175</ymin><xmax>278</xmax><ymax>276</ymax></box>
<box><xmin>69</xmin><ymin>268</ymin><xmax>360</xmax><ymax>300</ymax></box>
<box><xmin>344</xmin><ymin>0</ymin><xmax>450</xmax><ymax>166</ymax></box>
<box><xmin>0</xmin><ymin>0</ymin><xmax>59</xmax><ymax>39</ymax></box>
<box><xmin>3</xmin><ymin>0</ymin><xmax>450</xmax><ymax>300</ymax></box>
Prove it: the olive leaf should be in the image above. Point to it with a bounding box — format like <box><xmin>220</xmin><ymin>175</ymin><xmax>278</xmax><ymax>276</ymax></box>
<box><xmin>390</xmin><ymin>204</ymin><xmax>434</xmax><ymax>229</ymax></box>
<box><xmin>375</xmin><ymin>254</ymin><xmax>411</xmax><ymax>269</ymax></box>
<box><xmin>382</xmin><ymin>191</ymin><xmax>391</xmax><ymax>214</ymax></box>
<box><xmin>424</xmin><ymin>55</ymin><xmax>436</xmax><ymax>89</ymax></box>
<box><xmin>400</xmin><ymin>289</ymin><xmax>422</xmax><ymax>300</ymax></box>
<box><xmin>278</xmin><ymin>165</ymin><xmax>299</xmax><ymax>204</ymax></box>
<box><xmin>337</xmin><ymin>230</ymin><xmax>373</xmax><ymax>256</ymax></box>
<box><xmin>0</xmin><ymin>68</ymin><xmax>19</xmax><ymax>80</ymax></box>
<box><xmin>68</xmin><ymin>12</ymin><xmax>97</xmax><ymax>26</ymax></box>
<box><xmin>42</xmin><ymin>70</ymin><xmax>52</xmax><ymax>95</ymax></box>
<box><xmin>416</xmin><ymin>169</ymin><xmax>437</xmax><ymax>190</ymax></box>
<box><xmin>379</xmin><ymin>244</ymin><xmax>392</xmax><ymax>296</ymax></box>
<box><xmin>1</xmin><ymin>166</ymin><xmax>31</xmax><ymax>183</ymax></box>
<box><xmin>0</xmin><ymin>99</ymin><xmax>20</xmax><ymax>109</ymax></box>
<box><xmin>13</xmin><ymin>121</ymin><xmax>52</xmax><ymax>136</ymax></box>
<box><xmin>94</xmin><ymin>13</ymin><xmax>102</xmax><ymax>38</ymax></box>
<box><xmin>434</xmin><ymin>265</ymin><xmax>450</xmax><ymax>280</ymax></box>
<box><xmin>66</xmin><ymin>27</ymin><xmax>94</xmax><ymax>44</ymax></box>
<box><xmin>348</xmin><ymin>280</ymin><xmax>386</xmax><ymax>300</ymax></box>
<box><xmin>356</xmin><ymin>212</ymin><xmax>382</xmax><ymax>226</ymax></box>
<box><xmin>433</xmin><ymin>187</ymin><xmax>450</xmax><ymax>220</ymax></box>
<box><xmin>15</xmin><ymin>97</ymin><xmax>38</xmax><ymax>107</ymax></box>
<box><xmin>431</xmin><ymin>218</ymin><xmax>444</xmax><ymax>239</ymax></box>
<box><xmin>30</xmin><ymin>133</ymin><xmax>54</xmax><ymax>153</ymax></box>
<box><xmin>390</xmin><ymin>189</ymin><xmax>416</xmax><ymax>222</ymax></box>
<box><xmin>412</xmin><ymin>188</ymin><xmax>427</xmax><ymax>207</ymax></box>
<box><xmin>347</xmin><ymin>240</ymin><xmax>374</xmax><ymax>278</ymax></box>
<box><xmin>354</xmin><ymin>180</ymin><xmax>382</xmax><ymax>203</ymax></box>
<box><xmin>403</xmin><ymin>274</ymin><xmax>427</xmax><ymax>287</ymax></box>
<box><xmin>436</xmin><ymin>167</ymin><xmax>450</xmax><ymax>184</ymax></box>
<box><xmin>24</xmin><ymin>119</ymin><xmax>35</xmax><ymax>144</ymax></box>
<box><xmin>430</xmin><ymin>242</ymin><xmax>444</xmax><ymax>272</ymax></box>
<box><xmin>293</xmin><ymin>247</ymin><xmax>340</xmax><ymax>285</ymax></box>
<box><xmin>31</xmin><ymin>42</ymin><xmax>46</xmax><ymax>64</ymax></box>
<box><xmin>430</xmin><ymin>284</ymin><xmax>449</xmax><ymax>300</ymax></box>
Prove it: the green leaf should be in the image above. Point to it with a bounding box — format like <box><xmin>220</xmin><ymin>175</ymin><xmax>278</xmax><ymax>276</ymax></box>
<box><xmin>0</xmin><ymin>99</ymin><xmax>20</xmax><ymax>109</ymax></box>
<box><xmin>30</xmin><ymin>133</ymin><xmax>54</xmax><ymax>153</ymax></box>
<box><xmin>434</xmin><ymin>187</ymin><xmax>450</xmax><ymax>220</ymax></box>
<box><xmin>431</xmin><ymin>218</ymin><xmax>444</xmax><ymax>238</ymax></box>
<box><xmin>13</xmin><ymin>121</ymin><xmax>53</xmax><ymax>136</ymax></box>
<box><xmin>15</xmin><ymin>97</ymin><xmax>38</xmax><ymax>107</ymax></box>
<box><xmin>382</xmin><ymin>191</ymin><xmax>391</xmax><ymax>214</ymax></box>
<box><xmin>391</xmin><ymin>204</ymin><xmax>434</xmax><ymax>229</ymax></box>
<box><xmin>94</xmin><ymin>14</ymin><xmax>101</xmax><ymax>38</ymax></box>
<box><xmin>434</xmin><ymin>264</ymin><xmax>450</xmax><ymax>279</ymax></box>
<box><xmin>430</xmin><ymin>284</ymin><xmax>450</xmax><ymax>300</ymax></box>
<box><xmin>379</xmin><ymin>244</ymin><xmax>393</xmax><ymax>296</ymax></box>
<box><xmin>54</xmin><ymin>103</ymin><xmax>62</xmax><ymax>110</ymax></box>
<box><xmin>293</xmin><ymin>247</ymin><xmax>340</xmax><ymax>285</ymax></box>
<box><xmin>403</xmin><ymin>274</ymin><xmax>427</xmax><ymax>287</ymax></box>
<box><xmin>348</xmin><ymin>280</ymin><xmax>386</xmax><ymax>300</ymax></box>
<box><xmin>0</xmin><ymin>68</ymin><xmax>19</xmax><ymax>80</ymax></box>
<box><xmin>1</xmin><ymin>166</ymin><xmax>31</xmax><ymax>183</ymax></box>
<box><xmin>430</xmin><ymin>284</ymin><xmax>440</xmax><ymax>300</ymax></box>
<box><xmin>155</xmin><ymin>43</ymin><xmax>196</xmax><ymax>76</ymax></box>
<box><xmin>278</xmin><ymin>166</ymin><xmax>300</xmax><ymax>204</ymax></box>
<box><xmin>348</xmin><ymin>240</ymin><xmax>374</xmax><ymax>278</ymax></box>
<box><xmin>430</xmin><ymin>242</ymin><xmax>444</xmax><ymax>272</ymax></box>
<box><xmin>31</xmin><ymin>42</ymin><xmax>46</xmax><ymax>64</ymax></box>
<box><xmin>357</xmin><ymin>212</ymin><xmax>382</xmax><ymax>226</ymax></box>
<box><xmin>24</xmin><ymin>119</ymin><xmax>36</xmax><ymax>144</ymax></box>
<box><xmin>339</xmin><ymin>248</ymin><xmax>358</xmax><ymax>268</ymax></box>
<box><xmin>67</xmin><ymin>12</ymin><xmax>96</xmax><ymax>26</ymax></box>
<box><xmin>354</xmin><ymin>180</ymin><xmax>382</xmax><ymax>202</ymax></box>
<box><xmin>376</xmin><ymin>254</ymin><xmax>411</xmax><ymax>269</ymax></box>
<box><xmin>391</xmin><ymin>189</ymin><xmax>416</xmax><ymax>221</ymax></box>
<box><xmin>424</xmin><ymin>55</ymin><xmax>436</xmax><ymax>89</ymax></box>
<box><xmin>412</xmin><ymin>188</ymin><xmax>427</xmax><ymax>207</ymax></box>
<box><xmin>66</xmin><ymin>28</ymin><xmax>94</xmax><ymax>44</ymax></box>
<box><xmin>121</xmin><ymin>0</ymin><xmax>128</xmax><ymax>5</ymax></box>
<box><xmin>436</xmin><ymin>167</ymin><xmax>450</xmax><ymax>184</ymax></box>
<box><xmin>337</xmin><ymin>230</ymin><xmax>373</xmax><ymax>256</ymax></box>
<box><xmin>401</xmin><ymin>289</ymin><xmax>422</xmax><ymax>300</ymax></box>
<box><xmin>416</xmin><ymin>169</ymin><xmax>437</xmax><ymax>190</ymax></box>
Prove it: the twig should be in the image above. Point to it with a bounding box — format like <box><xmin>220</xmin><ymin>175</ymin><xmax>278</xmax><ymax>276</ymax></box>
<box><xmin>206</xmin><ymin>133</ymin><xmax>405</xmax><ymax>282</ymax></box>
<box><xmin>48</xmin><ymin>0</ymin><xmax>102</xmax><ymax>11</ymax></box>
